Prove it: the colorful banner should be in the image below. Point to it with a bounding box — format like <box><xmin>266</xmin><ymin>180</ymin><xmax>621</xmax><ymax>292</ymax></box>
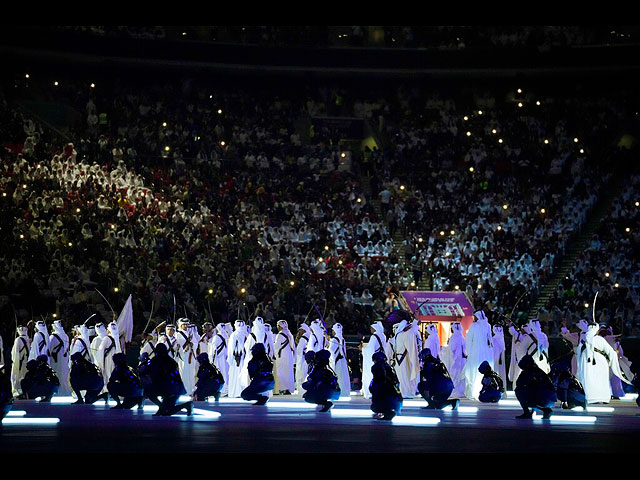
<box><xmin>400</xmin><ymin>291</ymin><xmax>475</xmax><ymax>318</ymax></box>
<box><xmin>400</xmin><ymin>291</ymin><xmax>475</xmax><ymax>343</ymax></box>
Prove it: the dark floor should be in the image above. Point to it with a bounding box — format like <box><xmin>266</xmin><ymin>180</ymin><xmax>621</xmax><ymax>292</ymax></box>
<box><xmin>2</xmin><ymin>393</ymin><xmax>639</xmax><ymax>453</ymax></box>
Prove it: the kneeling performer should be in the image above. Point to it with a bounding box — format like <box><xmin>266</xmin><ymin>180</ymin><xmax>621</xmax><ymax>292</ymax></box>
<box><xmin>241</xmin><ymin>343</ymin><xmax>275</xmax><ymax>405</ymax></box>
<box><xmin>417</xmin><ymin>348</ymin><xmax>459</xmax><ymax>410</ymax></box>
<box><xmin>107</xmin><ymin>353</ymin><xmax>144</xmax><ymax>409</ymax></box>
<box><xmin>515</xmin><ymin>354</ymin><xmax>557</xmax><ymax>419</ymax></box>
<box><xmin>302</xmin><ymin>349</ymin><xmax>340</xmax><ymax>412</ymax></box>
<box><xmin>369</xmin><ymin>351</ymin><xmax>403</xmax><ymax>420</ymax></box>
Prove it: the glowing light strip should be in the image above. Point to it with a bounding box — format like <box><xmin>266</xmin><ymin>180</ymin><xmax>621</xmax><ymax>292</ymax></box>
<box><xmin>571</xmin><ymin>406</ymin><xmax>614</xmax><ymax>413</ymax></box>
<box><xmin>51</xmin><ymin>396</ymin><xmax>79</xmax><ymax>404</ymax></box>
<box><xmin>506</xmin><ymin>391</ymin><xmax>516</xmax><ymax>398</ymax></box>
<box><xmin>178</xmin><ymin>396</ymin><xmax>192</xmax><ymax>402</ymax></box>
<box><xmin>50</xmin><ymin>396</ymin><xmax>114</xmax><ymax>405</ymax></box>
<box><xmin>350</xmin><ymin>392</ymin><xmax>360</xmax><ymax>396</ymax></box>
<box><xmin>330</xmin><ymin>409</ymin><xmax>375</xmax><ymax>418</ymax></box>
<box><xmin>2</xmin><ymin>418</ymin><xmax>60</xmax><ymax>425</ymax></box>
<box><xmin>140</xmin><ymin>405</ymin><xmax>219</xmax><ymax>418</ymax></box>
<box><xmin>210</xmin><ymin>398</ymin><xmax>252</xmax><ymax>404</ymax></box>
<box><xmin>266</xmin><ymin>402</ymin><xmax>318</xmax><ymax>409</ymax></box>
<box><xmin>532</xmin><ymin>413</ymin><xmax>597</xmax><ymax>423</ymax></box>
<box><xmin>191</xmin><ymin>409</ymin><xmax>221</xmax><ymax>418</ymax></box>
<box><xmin>621</xmin><ymin>393</ymin><xmax>638</xmax><ymax>401</ymax></box>
<box><xmin>401</xmin><ymin>400</ymin><xmax>476</xmax><ymax>412</ymax></box>
<box><xmin>330</xmin><ymin>409</ymin><xmax>440</xmax><ymax>426</ymax></box>
<box><xmin>337</xmin><ymin>397</ymin><xmax>352</xmax><ymax>402</ymax></box>
<box><xmin>391</xmin><ymin>416</ymin><xmax>440</xmax><ymax>426</ymax></box>
<box><xmin>442</xmin><ymin>405</ymin><xmax>478</xmax><ymax>413</ymax></box>
<box><xmin>6</xmin><ymin>411</ymin><xmax>27</xmax><ymax>417</ymax></box>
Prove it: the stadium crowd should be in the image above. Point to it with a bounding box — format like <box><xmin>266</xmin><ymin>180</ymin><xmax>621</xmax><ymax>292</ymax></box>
<box><xmin>0</xmin><ymin>70</ymin><xmax>636</xmax><ymax>347</ymax></box>
<box><xmin>540</xmin><ymin>172</ymin><xmax>640</xmax><ymax>336</ymax></box>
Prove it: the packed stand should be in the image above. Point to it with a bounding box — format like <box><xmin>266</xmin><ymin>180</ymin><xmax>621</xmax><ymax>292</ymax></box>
<box><xmin>541</xmin><ymin>170</ymin><xmax>640</xmax><ymax>337</ymax></box>
<box><xmin>367</xmin><ymin>85</ymin><xmax>628</xmax><ymax>331</ymax></box>
<box><xmin>1</xmin><ymin>74</ymin><xmax>411</xmax><ymax>341</ymax></box>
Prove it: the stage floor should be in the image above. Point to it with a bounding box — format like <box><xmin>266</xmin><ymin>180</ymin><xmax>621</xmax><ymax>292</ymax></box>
<box><xmin>2</xmin><ymin>393</ymin><xmax>639</xmax><ymax>453</ymax></box>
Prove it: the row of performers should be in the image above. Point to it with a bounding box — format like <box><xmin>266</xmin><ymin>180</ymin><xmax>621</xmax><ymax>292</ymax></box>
<box><xmin>1</xmin><ymin>315</ymin><xmax>423</xmax><ymax>419</ymax></box>
<box><xmin>4</xmin><ymin>312</ymin><xmax>636</xmax><ymax>410</ymax></box>
<box><xmin>0</xmin><ymin>330</ymin><xmax>410</xmax><ymax>419</ymax></box>
<box><xmin>369</xmin><ymin>311</ymin><xmax>634</xmax><ymax>405</ymax></box>
<box><xmin>5</xmin><ymin>317</ymin><xmax>349</xmax><ymax>403</ymax></box>
<box><xmin>5</xmin><ymin>332</ymin><xmax>635</xmax><ymax>421</ymax></box>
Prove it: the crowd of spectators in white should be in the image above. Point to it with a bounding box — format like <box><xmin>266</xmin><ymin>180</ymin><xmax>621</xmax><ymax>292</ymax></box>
<box><xmin>0</xmin><ymin>70</ymin><xmax>635</xmax><ymax>343</ymax></box>
<box><xmin>540</xmin><ymin>173</ymin><xmax>640</xmax><ymax>336</ymax></box>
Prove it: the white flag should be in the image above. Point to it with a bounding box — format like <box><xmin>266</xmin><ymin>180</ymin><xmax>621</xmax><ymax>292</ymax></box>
<box><xmin>116</xmin><ymin>294</ymin><xmax>134</xmax><ymax>348</ymax></box>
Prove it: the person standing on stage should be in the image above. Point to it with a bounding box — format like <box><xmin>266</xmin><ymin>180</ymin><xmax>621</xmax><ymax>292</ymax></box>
<box><xmin>274</xmin><ymin>320</ymin><xmax>295</xmax><ymax>395</ymax></box>
<box><xmin>226</xmin><ymin>320</ymin><xmax>247</xmax><ymax>398</ymax></box>
<box><xmin>329</xmin><ymin>322</ymin><xmax>351</xmax><ymax>398</ymax></box>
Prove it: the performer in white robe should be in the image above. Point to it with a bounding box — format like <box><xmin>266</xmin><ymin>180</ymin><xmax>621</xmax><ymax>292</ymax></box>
<box><xmin>441</xmin><ymin>322</ymin><xmax>466</xmax><ymax>398</ymax></box>
<box><xmin>410</xmin><ymin>320</ymin><xmax>423</xmax><ymax>358</ymax></box>
<box><xmin>508</xmin><ymin>321</ymin><xmax>537</xmax><ymax>388</ymax></box>
<box><xmin>198</xmin><ymin>322</ymin><xmax>215</xmax><ymax>357</ymax></box>
<box><xmin>329</xmin><ymin>322</ymin><xmax>350</xmax><ymax>398</ymax></box>
<box><xmin>49</xmin><ymin>320</ymin><xmax>71</xmax><ymax>395</ymax></box>
<box><xmin>598</xmin><ymin>326</ymin><xmax>631</xmax><ymax>398</ymax></box>
<box><xmin>11</xmin><ymin>326</ymin><xmax>31</xmax><ymax>397</ymax></box>
<box><xmin>463</xmin><ymin>310</ymin><xmax>494</xmax><ymax>400</ymax></box>
<box><xmin>578</xmin><ymin>322</ymin><xmax>632</xmax><ymax>404</ymax></box>
<box><xmin>295</xmin><ymin>323</ymin><xmax>311</xmax><ymax>394</ymax></box>
<box><xmin>223</xmin><ymin>323</ymin><xmax>233</xmax><ymax>338</ymax></box>
<box><xmin>241</xmin><ymin>317</ymin><xmax>268</xmax><ymax>389</ymax></box>
<box><xmin>423</xmin><ymin>323</ymin><xmax>441</xmax><ymax>359</ymax></box>
<box><xmin>560</xmin><ymin>319</ymin><xmax>589</xmax><ymax>376</ymax></box>
<box><xmin>392</xmin><ymin>319</ymin><xmax>420</xmax><ymax>398</ymax></box>
<box><xmin>528</xmin><ymin>319</ymin><xmax>550</xmax><ymax>373</ymax></box>
<box><xmin>264</xmin><ymin>323</ymin><xmax>276</xmax><ymax>361</ymax></box>
<box><xmin>139</xmin><ymin>332</ymin><xmax>158</xmax><ymax>358</ymax></box>
<box><xmin>492</xmin><ymin>324</ymin><xmax>507</xmax><ymax>390</ymax></box>
<box><xmin>174</xmin><ymin>319</ymin><xmax>197</xmax><ymax>396</ymax></box>
<box><xmin>29</xmin><ymin>320</ymin><xmax>50</xmax><ymax>362</ymax></box>
<box><xmin>90</xmin><ymin>323</ymin><xmax>107</xmax><ymax>364</ymax></box>
<box><xmin>274</xmin><ymin>320</ymin><xmax>295</xmax><ymax>394</ymax></box>
<box><xmin>306</xmin><ymin>319</ymin><xmax>328</xmax><ymax>353</ymax></box>
<box><xmin>98</xmin><ymin>322</ymin><xmax>121</xmax><ymax>394</ymax></box>
<box><xmin>360</xmin><ymin>321</ymin><xmax>389</xmax><ymax>399</ymax></box>
<box><xmin>226</xmin><ymin>320</ymin><xmax>247</xmax><ymax>397</ymax></box>
<box><xmin>610</xmin><ymin>335</ymin><xmax>633</xmax><ymax>397</ymax></box>
<box><xmin>209</xmin><ymin>324</ymin><xmax>229</xmax><ymax>396</ymax></box>
<box><xmin>70</xmin><ymin>325</ymin><xmax>92</xmax><ymax>361</ymax></box>
<box><xmin>157</xmin><ymin>324</ymin><xmax>179</xmax><ymax>359</ymax></box>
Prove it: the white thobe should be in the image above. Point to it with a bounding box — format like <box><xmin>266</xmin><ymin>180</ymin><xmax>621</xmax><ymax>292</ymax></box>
<box><xmin>209</xmin><ymin>333</ymin><xmax>229</xmax><ymax>395</ymax></box>
<box><xmin>578</xmin><ymin>335</ymin><xmax>630</xmax><ymax>404</ymax></box>
<box><xmin>98</xmin><ymin>334</ymin><xmax>120</xmax><ymax>394</ymax></box>
<box><xmin>441</xmin><ymin>335</ymin><xmax>466</xmax><ymax>398</ymax></box>
<box><xmin>393</xmin><ymin>329</ymin><xmax>420</xmax><ymax>398</ymax></box>
<box><xmin>329</xmin><ymin>336</ymin><xmax>350</xmax><ymax>397</ymax></box>
<box><xmin>175</xmin><ymin>330</ymin><xmax>197</xmax><ymax>396</ymax></box>
<box><xmin>361</xmin><ymin>332</ymin><xmax>388</xmax><ymax>399</ymax></box>
<box><xmin>49</xmin><ymin>332</ymin><xmax>71</xmax><ymax>395</ymax></box>
<box><xmin>226</xmin><ymin>332</ymin><xmax>247</xmax><ymax>398</ymax></box>
<box><xmin>11</xmin><ymin>336</ymin><xmax>30</xmax><ymax>396</ymax></box>
<box><xmin>274</xmin><ymin>332</ymin><xmax>295</xmax><ymax>393</ymax></box>
<box><xmin>295</xmin><ymin>334</ymin><xmax>309</xmax><ymax>393</ymax></box>
<box><xmin>463</xmin><ymin>321</ymin><xmax>494</xmax><ymax>400</ymax></box>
